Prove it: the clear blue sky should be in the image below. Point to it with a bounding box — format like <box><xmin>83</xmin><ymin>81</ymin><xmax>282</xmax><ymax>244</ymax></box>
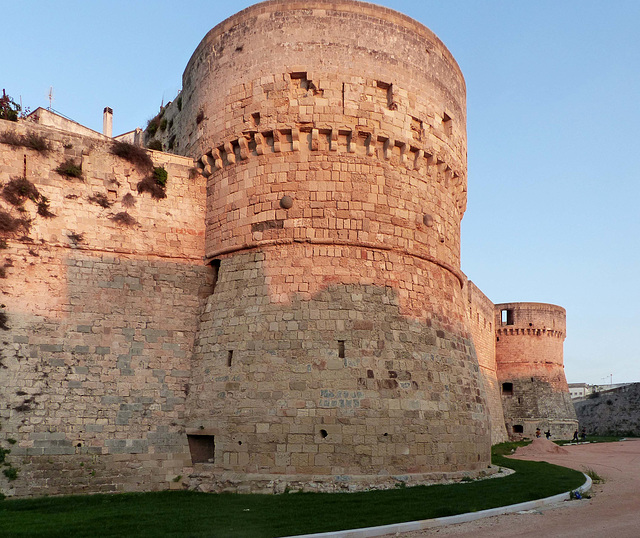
<box><xmin>4</xmin><ymin>1</ymin><xmax>639</xmax><ymax>386</ymax></box>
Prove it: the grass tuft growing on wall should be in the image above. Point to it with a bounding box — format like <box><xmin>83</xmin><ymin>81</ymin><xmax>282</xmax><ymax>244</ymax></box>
<box><xmin>110</xmin><ymin>212</ymin><xmax>137</xmax><ymax>226</ymax></box>
<box><xmin>55</xmin><ymin>160</ymin><xmax>83</xmax><ymax>179</ymax></box>
<box><xmin>111</xmin><ymin>141</ymin><xmax>153</xmax><ymax>173</ymax></box>
<box><xmin>2</xmin><ymin>177</ymin><xmax>40</xmax><ymax>206</ymax></box>
<box><xmin>0</xmin><ymin>131</ymin><xmax>50</xmax><ymax>153</ymax></box>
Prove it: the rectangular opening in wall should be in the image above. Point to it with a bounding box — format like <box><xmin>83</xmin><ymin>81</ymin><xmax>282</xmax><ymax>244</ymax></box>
<box><xmin>502</xmin><ymin>382</ymin><xmax>513</xmax><ymax>395</ymax></box>
<box><xmin>210</xmin><ymin>259</ymin><xmax>221</xmax><ymax>294</ymax></box>
<box><xmin>187</xmin><ymin>435</ymin><xmax>215</xmax><ymax>464</ymax></box>
<box><xmin>442</xmin><ymin>112</ymin><xmax>452</xmax><ymax>135</ymax></box>
<box><xmin>338</xmin><ymin>340</ymin><xmax>345</xmax><ymax>359</ymax></box>
<box><xmin>512</xmin><ymin>424</ymin><xmax>524</xmax><ymax>434</ymax></box>
<box><xmin>501</xmin><ymin>309</ymin><xmax>514</xmax><ymax>325</ymax></box>
<box><xmin>227</xmin><ymin>350</ymin><xmax>233</xmax><ymax>367</ymax></box>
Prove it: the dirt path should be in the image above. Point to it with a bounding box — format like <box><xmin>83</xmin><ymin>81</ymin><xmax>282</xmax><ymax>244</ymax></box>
<box><xmin>390</xmin><ymin>438</ymin><xmax>640</xmax><ymax>538</ymax></box>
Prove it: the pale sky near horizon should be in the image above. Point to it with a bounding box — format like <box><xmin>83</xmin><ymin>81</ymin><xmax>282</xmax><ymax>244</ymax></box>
<box><xmin>3</xmin><ymin>1</ymin><xmax>639</xmax><ymax>386</ymax></box>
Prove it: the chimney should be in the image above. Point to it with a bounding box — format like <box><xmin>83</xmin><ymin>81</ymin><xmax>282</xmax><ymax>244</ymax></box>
<box><xmin>103</xmin><ymin>107</ymin><xmax>113</xmax><ymax>137</ymax></box>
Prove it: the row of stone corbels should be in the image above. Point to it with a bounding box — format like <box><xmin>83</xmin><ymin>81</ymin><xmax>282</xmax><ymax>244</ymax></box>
<box><xmin>496</xmin><ymin>327</ymin><xmax>565</xmax><ymax>339</ymax></box>
<box><xmin>197</xmin><ymin>124</ymin><xmax>467</xmax><ymax>215</ymax></box>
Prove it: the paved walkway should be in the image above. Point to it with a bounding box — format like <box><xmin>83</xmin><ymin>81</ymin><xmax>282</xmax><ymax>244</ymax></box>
<box><xmin>392</xmin><ymin>438</ymin><xmax>640</xmax><ymax>538</ymax></box>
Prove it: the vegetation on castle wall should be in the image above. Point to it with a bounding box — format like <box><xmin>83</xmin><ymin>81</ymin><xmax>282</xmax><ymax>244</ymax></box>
<box><xmin>2</xmin><ymin>177</ymin><xmax>40</xmax><ymax>206</ymax></box>
<box><xmin>137</xmin><ymin>178</ymin><xmax>166</xmax><ymax>200</ymax></box>
<box><xmin>137</xmin><ymin>167</ymin><xmax>168</xmax><ymax>200</ymax></box>
<box><xmin>55</xmin><ymin>159</ymin><xmax>83</xmax><ymax>180</ymax></box>
<box><xmin>146</xmin><ymin>107</ymin><xmax>166</xmax><ymax>139</ymax></box>
<box><xmin>111</xmin><ymin>141</ymin><xmax>153</xmax><ymax>173</ymax></box>
<box><xmin>36</xmin><ymin>197</ymin><xmax>55</xmax><ymax>218</ymax></box>
<box><xmin>0</xmin><ymin>210</ymin><xmax>27</xmax><ymax>234</ymax></box>
<box><xmin>67</xmin><ymin>231</ymin><xmax>84</xmax><ymax>245</ymax></box>
<box><xmin>110</xmin><ymin>212</ymin><xmax>137</xmax><ymax>226</ymax></box>
<box><xmin>0</xmin><ymin>131</ymin><xmax>50</xmax><ymax>153</ymax></box>
<box><xmin>121</xmin><ymin>193</ymin><xmax>136</xmax><ymax>208</ymax></box>
<box><xmin>146</xmin><ymin>118</ymin><xmax>159</xmax><ymax>138</ymax></box>
<box><xmin>2</xmin><ymin>177</ymin><xmax>55</xmax><ymax>219</ymax></box>
<box><xmin>153</xmin><ymin>167</ymin><xmax>168</xmax><ymax>186</ymax></box>
<box><xmin>88</xmin><ymin>193</ymin><xmax>111</xmax><ymax>209</ymax></box>
<box><xmin>147</xmin><ymin>140</ymin><xmax>162</xmax><ymax>151</ymax></box>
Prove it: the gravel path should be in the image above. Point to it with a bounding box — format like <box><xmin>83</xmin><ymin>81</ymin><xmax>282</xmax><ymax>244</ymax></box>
<box><xmin>389</xmin><ymin>438</ymin><xmax>640</xmax><ymax>538</ymax></box>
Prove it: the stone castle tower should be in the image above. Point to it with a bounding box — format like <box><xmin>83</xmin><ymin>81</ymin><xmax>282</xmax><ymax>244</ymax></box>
<box><xmin>495</xmin><ymin>303</ymin><xmax>576</xmax><ymax>439</ymax></box>
<box><xmin>175</xmin><ymin>0</ymin><xmax>490</xmax><ymax>490</ymax></box>
<box><xmin>0</xmin><ymin>0</ymin><xmax>575</xmax><ymax>497</ymax></box>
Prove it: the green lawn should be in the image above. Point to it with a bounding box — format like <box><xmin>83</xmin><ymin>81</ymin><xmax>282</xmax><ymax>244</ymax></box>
<box><xmin>0</xmin><ymin>443</ymin><xmax>587</xmax><ymax>538</ymax></box>
<box><xmin>554</xmin><ymin>435</ymin><xmax>626</xmax><ymax>446</ymax></box>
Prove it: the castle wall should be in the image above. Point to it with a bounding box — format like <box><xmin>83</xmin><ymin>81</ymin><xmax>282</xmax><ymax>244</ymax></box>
<box><xmin>495</xmin><ymin>302</ymin><xmax>577</xmax><ymax>439</ymax></box>
<box><xmin>179</xmin><ymin>0</ymin><xmax>491</xmax><ymax>492</ymax></box>
<box><xmin>0</xmin><ymin>120</ymin><xmax>208</xmax><ymax>496</ymax></box>
<box><xmin>464</xmin><ymin>282</ymin><xmax>508</xmax><ymax>444</ymax></box>
<box><xmin>574</xmin><ymin>383</ymin><xmax>640</xmax><ymax>437</ymax></box>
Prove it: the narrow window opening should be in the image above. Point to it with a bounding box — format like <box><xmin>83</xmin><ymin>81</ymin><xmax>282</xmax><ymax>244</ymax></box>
<box><xmin>338</xmin><ymin>340</ymin><xmax>345</xmax><ymax>359</ymax></box>
<box><xmin>210</xmin><ymin>259</ymin><xmax>221</xmax><ymax>294</ymax></box>
<box><xmin>502</xmin><ymin>382</ymin><xmax>513</xmax><ymax>396</ymax></box>
<box><xmin>227</xmin><ymin>350</ymin><xmax>233</xmax><ymax>367</ymax></box>
<box><xmin>251</xmin><ymin>112</ymin><xmax>260</xmax><ymax>126</ymax></box>
<box><xmin>187</xmin><ymin>434</ymin><xmax>215</xmax><ymax>464</ymax></box>
<box><xmin>501</xmin><ymin>309</ymin><xmax>514</xmax><ymax>325</ymax></box>
<box><xmin>442</xmin><ymin>112</ymin><xmax>452</xmax><ymax>135</ymax></box>
<box><xmin>512</xmin><ymin>425</ymin><xmax>524</xmax><ymax>434</ymax></box>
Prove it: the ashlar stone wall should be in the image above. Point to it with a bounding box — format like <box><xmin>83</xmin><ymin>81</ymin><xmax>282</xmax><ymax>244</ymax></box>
<box><xmin>179</xmin><ymin>0</ymin><xmax>492</xmax><ymax>492</ymax></box>
<box><xmin>0</xmin><ymin>119</ymin><xmax>209</xmax><ymax>497</ymax></box>
<box><xmin>464</xmin><ymin>282</ymin><xmax>507</xmax><ymax>444</ymax></box>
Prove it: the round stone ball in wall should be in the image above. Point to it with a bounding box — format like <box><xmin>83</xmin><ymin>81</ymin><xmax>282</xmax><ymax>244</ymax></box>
<box><xmin>423</xmin><ymin>214</ymin><xmax>434</xmax><ymax>227</ymax></box>
<box><xmin>280</xmin><ymin>195</ymin><xmax>294</xmax><ymax>209</ymax></box>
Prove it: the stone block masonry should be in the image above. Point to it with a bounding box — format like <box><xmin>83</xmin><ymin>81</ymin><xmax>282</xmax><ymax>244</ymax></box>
<box><xmin>0</xmin><ymin>0</ymin><xmax>577</xmax><ymax>497</ymax></box>
<box><xmin>178</xmin><ymin>0</ymin><xmax>492</xmax><ymax>492</ymax></box>
<box><xmin>0</xmin><ymin>120</ymin><xmax>209</xmax><ymax>496</ymax></box>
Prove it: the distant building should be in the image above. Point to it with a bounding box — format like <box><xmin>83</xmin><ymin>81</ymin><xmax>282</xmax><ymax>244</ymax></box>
<box><xmin>569</xmin><ymin>382</ymin><xmax>632</xmax><ymax>399</ymax></box>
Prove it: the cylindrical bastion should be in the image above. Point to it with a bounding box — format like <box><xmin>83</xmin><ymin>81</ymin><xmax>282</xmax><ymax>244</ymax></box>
<box><xmin>179</xmin><ymin>0</ymin><xmax>491</xmax><ymax>492</ymax></box>
<box><xmin>495</xmin><ymin>302</ymin><xmax>577</xmax><ymax>439</ymax></box>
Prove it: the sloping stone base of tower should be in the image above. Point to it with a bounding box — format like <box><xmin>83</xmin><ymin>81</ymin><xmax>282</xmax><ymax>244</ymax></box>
<box><xmin>185</xmin><ymin>248</ymin><xmax>492</xmax><ymax>492</ymax></box>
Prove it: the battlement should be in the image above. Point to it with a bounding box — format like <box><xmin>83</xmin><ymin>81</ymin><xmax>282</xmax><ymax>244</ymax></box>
<box><xmin>197</xmin><ymin>121</ymin><xmax>466</xmax><ymax>215</ymax></box>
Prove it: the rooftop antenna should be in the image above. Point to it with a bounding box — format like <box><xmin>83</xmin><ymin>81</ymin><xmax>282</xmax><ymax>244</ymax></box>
<box><xmin>48</xmin><ymin>86</ymin><xmax>54</xmax><ymax>111</ymax></box>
